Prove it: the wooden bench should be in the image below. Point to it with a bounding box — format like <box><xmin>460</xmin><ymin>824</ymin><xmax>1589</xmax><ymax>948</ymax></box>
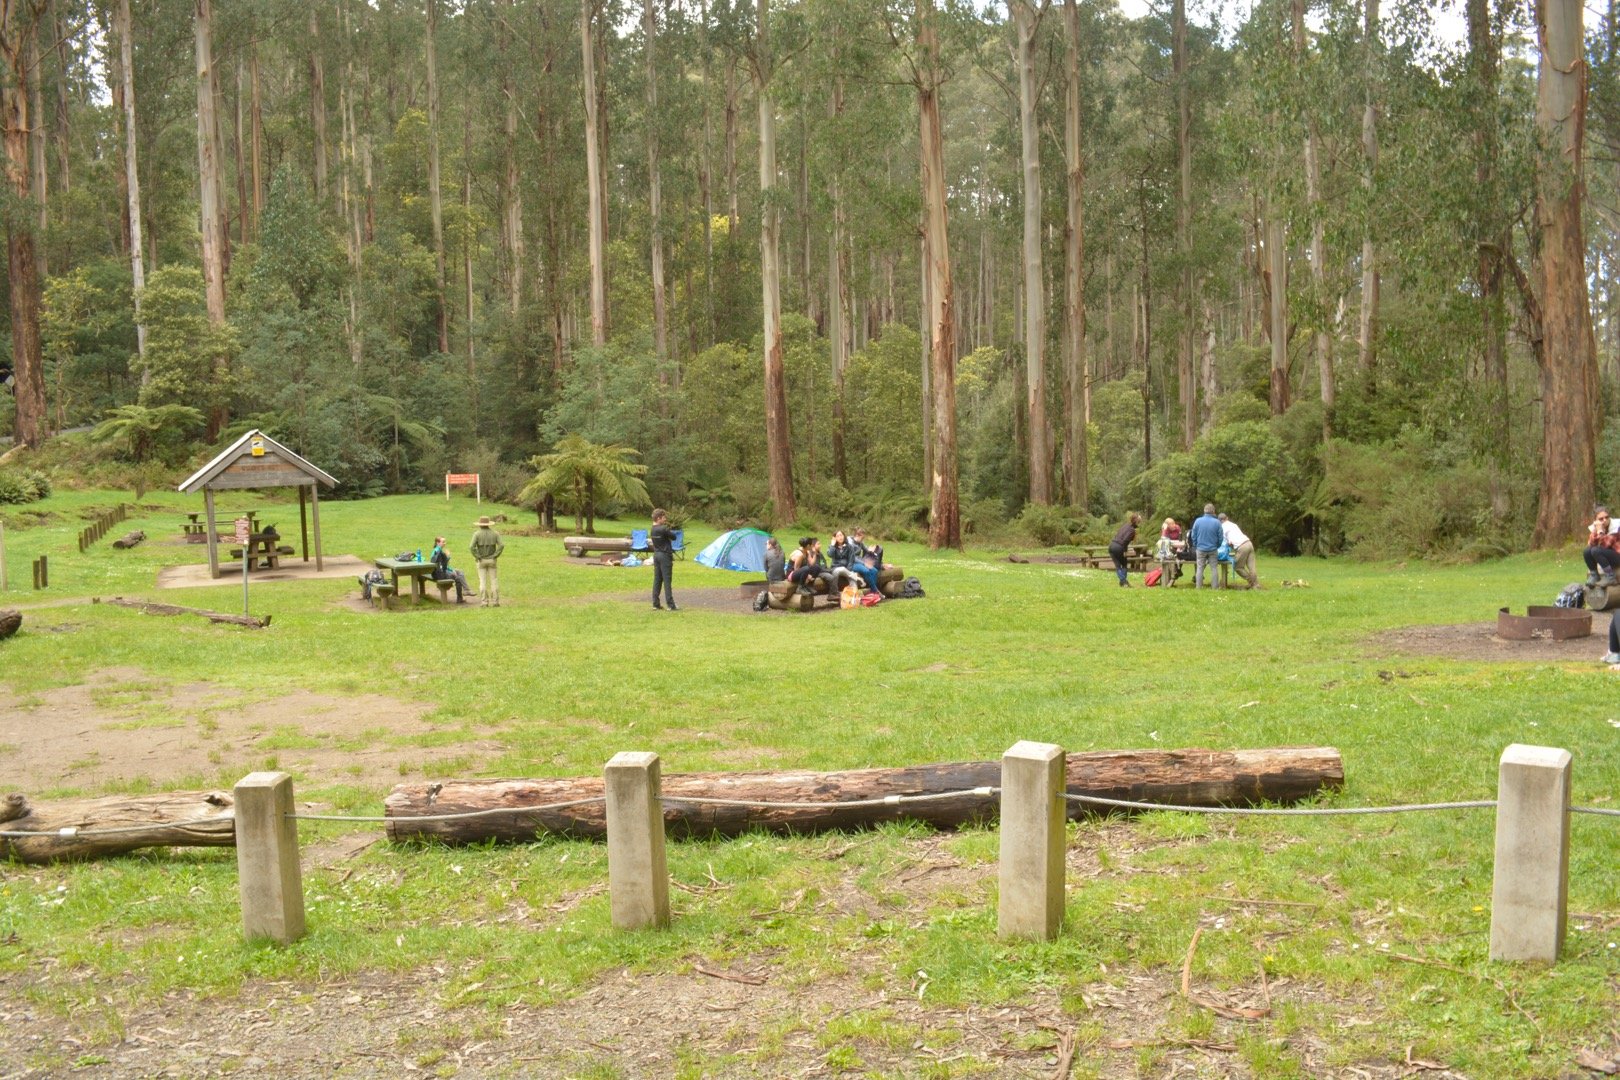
<box><xmin>431</xmin><ymin>579</ymin><xmax>458</xmax><ymax>601</ymax></box>
<box><xmin>564</xmin><ymin>536</ymin><xmax>633</xmax><ymax>558</ymax></box>
<box><xmin>370</xmin><ymin>583</ymin><xmax>397</xmax><ymax>609</ymax></box>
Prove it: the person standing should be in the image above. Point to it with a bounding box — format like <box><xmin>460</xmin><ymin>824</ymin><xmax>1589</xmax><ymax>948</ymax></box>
<box><xmin>1188</xmin><ymin>504</ymin><xmax>1225</xmax><ymax>589</ymax></box>
<box><xmin>650</xmin><ymin>508</ymin><xmax>677</xmax><ymax>610</ymax></box>
<box><xmin>1108</xmin><ymin>512</ymin><xmax>1141</xmax><ymax>587</ymax></box>
<box><xmin>470</xmin><ymin>515</ymin><xmax>505</xmax><ymax>607</ymax></box>
<box><xmin>1218</xmin><ymin>513</ymin><xmax>1259</xmax><ymax>589</ymax></box>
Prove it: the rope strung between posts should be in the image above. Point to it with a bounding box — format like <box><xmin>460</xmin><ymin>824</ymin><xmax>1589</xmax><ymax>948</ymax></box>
<box><xmin>1059</xmin><ymin>793</ymin><xmax>1499</xmax><ymax>816</ymax></box>
<box><xmin>658</xmin><ymin>788</ymin><xmax>1000</xmax><ymax>811</ymax></box>
<box><xmin>6</xmin><ymin>793</ymin><xmax>1618</xmax><ymax>838</ymax></box>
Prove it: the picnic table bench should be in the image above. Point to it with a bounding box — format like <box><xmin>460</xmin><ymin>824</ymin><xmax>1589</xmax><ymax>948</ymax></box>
<box><xmin>225</xmin><ymin>532</ymin><xmax>283</xmax><ymax>570</ymax></box>
<box><xmin>564</xmin><ymin>536</ymin><xmax>633</xmax><ymax>558</ymax></box>
<box><xmin>372</xmin><ymin>557</ymin><xmax>439</xmax><ymax>606</ymax></box>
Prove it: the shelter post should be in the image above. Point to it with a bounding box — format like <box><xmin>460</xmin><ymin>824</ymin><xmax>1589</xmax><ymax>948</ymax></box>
<box><xmin>204</xmin><ymin>488</ymin><xmax>220</xmax><ymax>579</ymax></box>
<box><xmin>311</xmin><ymin>483</ymin><xmax>324</xmax><ymax>571</ymax></box>
<box><xmin>298</xmin><ymin>486</ymin><xmax>309</xmax><ymax>562</ymax></box>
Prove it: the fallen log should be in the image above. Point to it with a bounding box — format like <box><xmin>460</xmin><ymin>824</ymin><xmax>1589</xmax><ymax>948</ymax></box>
<box><xmin>384</xmin><ymin>747</ymin><xmax>1344</xmax><ymax>845</ymax></box>
<box><xmin>97</xmin><ymin>596</ymin><xmax>271</xmax><ymax>628</ymax></box>
<box><xmin>0</xmin><ymin>608</ymin><xmax>19</xmax><ymax>640</ymax></box>
<box><xmin>111</xmin><ymin>530</ymin><xmax>146</xmax><ymax>549</ymax></box>
<box><xmin>0</xmin><ymin>790</ymin><xmax>236</xmax><ymax>864</ymax></box>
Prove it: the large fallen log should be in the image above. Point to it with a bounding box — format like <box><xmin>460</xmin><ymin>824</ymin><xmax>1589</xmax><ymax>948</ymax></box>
<box><xmin>97</xmin><ymin>596</ymin><xmax>271</xmax><ymax>628</ymax></box>
<box><xmin>0</xmin><ymin>790</ymin><xmax>237</xmax><ymax>864</ymax></box>
<box><xmin>384</xmin><ymin>747</ymin><xmax>1344</xmax><ymax>844</ymax></box>
<box><xmin>111</xmin><ymin>530</ymin><xmax>146</xmax><ymax>549</ymax></box>
<box><xmin>0</xmin><ymin>608</ymin><xmax>19</xmax><ymax>640</ymax></box>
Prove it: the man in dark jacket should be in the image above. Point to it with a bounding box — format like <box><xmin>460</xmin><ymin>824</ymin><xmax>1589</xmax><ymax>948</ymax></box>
<box><xmin>1188</xmin><ymin>504</ymin><xmax>1225</xmax><ymax>589</ymax></box>
<box><xmin>650</xmin><ymin>509</ymin><xmax>677</xmax><ymax>610</ymax></box>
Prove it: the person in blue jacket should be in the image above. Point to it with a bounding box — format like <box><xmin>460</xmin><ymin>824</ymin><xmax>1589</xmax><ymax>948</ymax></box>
<box><xmin>1187</xmin><ymin>504</ymin><xmax>1225</xmax><ymax>589</ymax></box>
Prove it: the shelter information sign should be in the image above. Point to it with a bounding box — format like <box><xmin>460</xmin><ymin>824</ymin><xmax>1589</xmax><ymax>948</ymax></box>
<box><xmin>250</xmin><ymin>437</ymin><xmax>265</xmax><ymax>457</ymax></box>
<box><xmin>445</xmin><ymin>472</ymin><xmax>481</xmax><ymax>503</ymax></box>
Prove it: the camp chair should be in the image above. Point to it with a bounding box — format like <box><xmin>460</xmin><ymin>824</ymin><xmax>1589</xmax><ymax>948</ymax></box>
<box><xmin>630</xmin><ymin>529</ymin><xmax>650</xmax><ymax>552</ymax></box>
<box><xmin>672</xmin><ymin>529</ymin><xmax>685</xmax><ymax>559</ymax></box>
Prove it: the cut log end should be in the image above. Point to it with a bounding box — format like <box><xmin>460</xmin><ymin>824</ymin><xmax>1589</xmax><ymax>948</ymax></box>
<box><xmin>0</xmin><ymin>609</ymin><xmax>20</xmax><ymax>640</ymax></box>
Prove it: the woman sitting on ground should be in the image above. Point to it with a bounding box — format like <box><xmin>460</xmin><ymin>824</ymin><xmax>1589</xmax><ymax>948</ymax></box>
<box><xmin>429</xmin><ymin>536</ymin><xmax>473</xmax><ymax>603</ymax></box>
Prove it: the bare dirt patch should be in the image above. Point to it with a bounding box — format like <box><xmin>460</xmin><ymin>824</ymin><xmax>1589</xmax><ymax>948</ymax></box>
<box><xmin>1371</xmin><ymin>612</ymin><xmax>1615</xmax><ymax>664</ymax></box>
<box><xmin>580</xmin><ymin>584</ymin><xmax>852</xmax><ymax>616</ymax></box>
<box><xmin>3</xmin><ymin>667</ymin><xmax>499</xmax><ymax>793</ymax></box>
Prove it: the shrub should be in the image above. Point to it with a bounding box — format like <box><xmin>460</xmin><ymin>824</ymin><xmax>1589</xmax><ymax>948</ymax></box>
<box><xmin>1015</xmin><ymin>502</ymin><xmax>1081</xmax><ymax>547</ymax></box>
<box><xmin>0</xmin><ymin>469</ymin><xmax>51</xmax><ymax>505</ymax></box>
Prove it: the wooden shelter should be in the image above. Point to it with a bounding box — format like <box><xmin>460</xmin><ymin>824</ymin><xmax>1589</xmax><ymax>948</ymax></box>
<box><xmin>177</xmin><ymin>430</ymin><xmax>337</xmax><ymax>578</ymax></box>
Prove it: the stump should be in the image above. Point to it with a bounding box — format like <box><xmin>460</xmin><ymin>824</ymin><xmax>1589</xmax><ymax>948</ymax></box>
<box><xmin>765</xmin><ymin>582</ymin><xmax>815</xmax><ymax>612</ymax></box>
<box><xmin>0</xmin><ymin>609</ymin><xmax>20</xmax><ymax>640</ymax></box>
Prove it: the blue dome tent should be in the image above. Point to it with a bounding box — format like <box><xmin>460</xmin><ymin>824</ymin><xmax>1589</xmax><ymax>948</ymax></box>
<box><xmin>694</xmin><ymin>527</ymin><xmax>773</xmax><ymax>573</ymax></box>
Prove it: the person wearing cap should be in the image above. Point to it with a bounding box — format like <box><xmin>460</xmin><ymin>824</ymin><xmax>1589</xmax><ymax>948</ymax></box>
<box><xmin>650</xmin><ymin>508</ymin><xmax>677</xmax><ymax>610</ymax></box>
<box><xmin>429</xmin><ymin>536</ymin><xmax>472</xmax><ymax>603</ymax></box>
<box><xmin>470</xmin><ymin>516</ymin><xmax>505</xmax><ymax>606</ymax></box>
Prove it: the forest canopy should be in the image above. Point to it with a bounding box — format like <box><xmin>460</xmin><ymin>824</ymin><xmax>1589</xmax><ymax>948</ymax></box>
<box><xmin>0</xmin><ymin>0</ymin><xmax>1613</xmax><ymax>556</ymax></box>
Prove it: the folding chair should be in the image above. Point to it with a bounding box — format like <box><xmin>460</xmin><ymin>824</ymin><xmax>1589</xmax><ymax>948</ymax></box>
<box><xmin>672</xmin><ymin>529</ymin><xmax>685</xmax><ymax>559</ymax></box>
<box><xmin>630</xmin><ymin>528</ymin><xmax>650</xmax><ymax>552</ymax></box>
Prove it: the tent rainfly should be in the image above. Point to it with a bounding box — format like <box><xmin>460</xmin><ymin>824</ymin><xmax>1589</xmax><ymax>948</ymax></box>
<box><xmin>177</xmin><ymin>430</ymin><xmax>337</xmax><ymax>578</ymax></box>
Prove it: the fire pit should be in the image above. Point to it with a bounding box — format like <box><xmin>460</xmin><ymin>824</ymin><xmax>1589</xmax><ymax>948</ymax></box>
<box><xmin>1496</xmin><ymin>606</ymin><xmax>1592</xmax><ymax>641</ymax></box>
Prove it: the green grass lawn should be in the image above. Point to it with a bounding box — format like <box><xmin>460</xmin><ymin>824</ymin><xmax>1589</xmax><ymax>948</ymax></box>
<box><xmin>2</xmin><ymin>490</ymin><xmax>1618</xmax><ymax>1077</ymax></box>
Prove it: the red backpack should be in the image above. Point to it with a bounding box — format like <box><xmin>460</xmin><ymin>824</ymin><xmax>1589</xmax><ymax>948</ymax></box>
<box><xmin>860</xmin><ymin>591</ymin><xmax>882</xmax><ymax>607</ymax></box>
<box><xmin>1143</xmin><ymin>567</ymin><xmax>1162</xmax><ymax>587</ymax></box>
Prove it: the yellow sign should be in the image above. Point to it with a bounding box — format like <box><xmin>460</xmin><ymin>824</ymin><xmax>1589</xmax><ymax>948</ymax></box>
<box><xmin>250</xmin><ymin>438</ymin><xmax>265</xmax><ymax>457</ymax></box>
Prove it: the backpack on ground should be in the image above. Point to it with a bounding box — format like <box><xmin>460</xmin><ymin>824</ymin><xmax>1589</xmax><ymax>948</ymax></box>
<box><xmin>1555</xmin><ymin>583</ymin><xmax>1586</xmax><ymax>609</ymax></box>
<box><xmin>897</xmin><ymin>577</ymin><xmax>925</xmax><ymax>599</ymax></box>
<box><xmin>752</xmin><ymin>590</ymin><xmax>770</xmax><ymax>612</ymax></box>
<box><xmin>1143</xmin><ymin>567</ymin><xmax>1162</xmax><ymax>587</ymax></box>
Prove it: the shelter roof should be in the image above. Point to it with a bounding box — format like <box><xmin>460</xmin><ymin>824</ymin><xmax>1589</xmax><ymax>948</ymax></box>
<box><xmin>177</xmin><ymin>429</ymin><xmax>337</xmax><ymax>494</ymax></box>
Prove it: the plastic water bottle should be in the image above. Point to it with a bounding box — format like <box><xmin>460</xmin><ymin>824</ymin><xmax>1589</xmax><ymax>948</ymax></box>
<box><xmin>415</xmin><ymin>548</ymin><xmax>422</xmax><ymax>562</ymax></box>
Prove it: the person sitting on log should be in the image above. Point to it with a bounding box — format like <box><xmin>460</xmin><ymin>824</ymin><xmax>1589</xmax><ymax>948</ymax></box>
<box><xmin>429</xmin><ymin>536</ymin><xmax>473</xmax><ymax>603</ymax></box>
<box><xmin>787</xmin><ymin>537</ymin><xmax>829</xmax><ymax>592</ymax></box>
<box><xmin>850</xmin><ymin>550</ymin><xmax>883</xmax><ymax>593</ymax></box>
<box><xmin>1585</xmin><ymin>506</ymin><xmax>1620</xmax><ymax>587</ymax></box>
<box><xmin>828</xmin><ymin>530</ymin><xmax>857</xmax><ymax>570</ymax></box>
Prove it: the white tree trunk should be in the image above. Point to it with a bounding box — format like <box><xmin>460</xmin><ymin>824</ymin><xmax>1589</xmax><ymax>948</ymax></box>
<box><xmin>116</xmin><ymin>0</ymin><xmax>147</xmax><ymax>370</ymax></box>
<box><xmin>582</xmin><ymin>0</ymin><xmax>608</xmax><ymax>347</ymax></box>
<box><xmin>1014</xmin><ymin>0</ymin><xmax>1049</xmax><ymax>504</ymax></box>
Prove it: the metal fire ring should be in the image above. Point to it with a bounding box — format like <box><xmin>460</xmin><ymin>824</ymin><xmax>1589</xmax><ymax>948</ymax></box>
<box><xmin>1496</xmin><ymin>606</ymin><xmax>1592</xmax><ymax>641</ymax></box>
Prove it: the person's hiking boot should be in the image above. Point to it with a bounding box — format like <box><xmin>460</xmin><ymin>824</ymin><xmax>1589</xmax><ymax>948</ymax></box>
<box><xmin>1588</xmin><ymin>571</ymin><xmax>1601</xmax><ymax>585</ymax></box>
<box><xmin>1602</xmin><ymin>573</ymin><xmax>1619</xmax><ymax>588</ymax></box>
<box><xmin>668</xmin><ymin>603</ymin><xmax>679</xmax><ymax>611</ymax></box>
<box><xmin>1601</xmin><ymin>652</ymin><xmax>1620</xmax><ymax>665</ymax></box>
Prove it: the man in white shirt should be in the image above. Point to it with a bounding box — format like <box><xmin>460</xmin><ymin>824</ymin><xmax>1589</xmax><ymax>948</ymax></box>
<box><xmin>1218</xmin><ymin>514</ymin><xmax>1259</xmax><ymax>589</ymax></box>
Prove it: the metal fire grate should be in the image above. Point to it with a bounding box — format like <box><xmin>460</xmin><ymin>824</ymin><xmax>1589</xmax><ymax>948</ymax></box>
<box><xmin>1496</xmin><ymin>606</ymin><xmax>1592</xmax><ymax>640</ymax></box>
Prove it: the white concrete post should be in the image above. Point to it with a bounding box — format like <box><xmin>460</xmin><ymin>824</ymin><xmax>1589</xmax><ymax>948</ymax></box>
<box><xmin>1490</xmin><ymin>744</ymin><xmax>1571</xmax><ymax>962</ymax></box>
<box><xmin>998</xmin><ymin>741</ymin><xmax>1066</xmax><ymax>940</ymax></box>
<box><xmin>234</xmin><ymin>771</ymin><xmax>306</xmax><ymax>944</ymax></box>
<box><xmin>605</xmin><ymin>751</ymin><xmax>670</xmax><ymax>930</ymax></box>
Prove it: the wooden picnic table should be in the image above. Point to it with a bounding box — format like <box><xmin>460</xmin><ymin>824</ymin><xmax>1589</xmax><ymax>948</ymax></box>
<box><xmin>375</xmin><ymin>557</ymin><xmax>437</xmax><ymax>604</ymax></box>
<box><xmin>226</xmin><ymin>532</ymin><xmax>281</xmax><ymax>570</ymax></box>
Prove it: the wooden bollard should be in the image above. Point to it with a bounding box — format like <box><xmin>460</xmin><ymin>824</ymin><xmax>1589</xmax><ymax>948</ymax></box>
<box><xmin>605</xmin><ymin>752</ymin><xmax>670</xmax><ymax>930</ymax></box>
<box><xmin>234</xmin><ymin>772</ymin><xmax>306</xmax><ymax>944</ymax></box>
<box><xmin>998</xmin><ymin>741</ymin><xmax>1067</xmax><ymax>941</ymax></box>
<box><xmin>1490</xmin><ymin>745</ymin><xmax>1571</xmax><ymax>962</ymax></box>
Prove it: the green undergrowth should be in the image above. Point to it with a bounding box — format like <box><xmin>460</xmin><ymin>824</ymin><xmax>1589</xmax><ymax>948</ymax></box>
<box><xmin>2</xmin><ymin>491</ymin><xmax>1618</xmax><ymax>1076</ymax></box>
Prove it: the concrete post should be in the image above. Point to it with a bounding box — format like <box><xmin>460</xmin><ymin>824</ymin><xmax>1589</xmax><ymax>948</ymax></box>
<box><xmin>234</xmin><ymin>771</ymin><xmax>306</xmax><ymax>944</ymax></box>
<box><xmin>998</xmin><ymin>740</ymin><xmax>1066</xmax><ymax>940</ymax></box>
<box><xmin>605</xmin><ymin>751</ymin><xmax>670</xmax><ymax>930</ymax></box>
<box><xmin>1490</xmin><ymin>744</ymin><xmax>1571</xmax><ymax>962</ymax></box>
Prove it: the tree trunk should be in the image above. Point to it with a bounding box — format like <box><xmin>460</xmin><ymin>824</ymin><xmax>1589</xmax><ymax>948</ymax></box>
<box><xmin>1014</xmin><ymin>0</ymin><xmax>1050</xmax><ymax>505</ymax></box>
<box><xmin>1063</xmin><ymin>0</ymin><xmax>1088</xmax><ymax>509</ymax></box>
<box><xmin>1530</xmin><ymin>0</ymin><xmax>1599</xmax><ymax>547</ymax></box>
<box><xmin>1468</xmin><ymin>0</ymin><xmax>1509</xmax><ymax>455</ymax></box>
<box><xmin>1174</xmin><ymin>0</ymin><xmax>1195</xmax><ymax>451</ymax></box>
<box><xmin>116</xmin><ymin>0</ymin><xmax>147</xmax><ymax>375</ymax></box>
<box><xmin>724</xmin><ymin>55</ymin><xmax>739</xmax><ymax>229</ymax></box>
<box><xmin>501</xmin><ymin>0</ymin><xmax>523</xmax><ymax>314</ymax></box>
<box><xmin>919</xmin><ymin>0</ymin><xmax>959</xmax><ymax>549</ymax></box>
<box><xmin>1266</xmin><ymin>215</ymin><xmax>1290</xmax><ymax>414</ymax></box>
<box><xmin>195</xmin><ymin>0</ymin><xmax>228</xmax><ymax>439</ymax></box>
<box><xmin>582</xmin><ymin>0</ymin><xmax>608</xmax><ymax>347</ymax></box>
<box><xmin>234</xmin><ymin>57</ymin><xmax>248</xmax><ymax>246</ymax></box>
<box><xmin>250</xmin><ymin>44</ymin><xmax>263</xmax><ymax>228</ymax></box>
<box><xmin>1357</xmin><ymin>0</ymin><xmax>1380</xmax><ymax>378</ymax></box>
<box><xmin>427</xmin><ymin>0</ymin><xmax>450</xmax><ymax>353</ymax></box>
<box><xmin>756</xmin><ymin>0</ymin><xmax>796</xmax><ymax>522</ymax></box>
<box><xmin>0</xmin><ymin>4</ymin><xmax>44</xmax><ymax>448</ymax></box>
<box><xmin>308</xmin><ymin>10</ymin><xmax>327</xmax><ymax>202</ymax></box>
<box><xmin>27</xmin><ymin>23</ymin><xmax>45</xmax><ymax>282</ymax></box>
<box><xmin>1292</xmin><ymin>0</ymin><xmax>1332</xmax><ymax>433</ymax></box>
<box><xmin>382</xmin><ymin>747</ymin><xmax>1346</xmax><ymax>844</ymax></box>
<box><xmin>48</xmin><ymin>0</ymin><xmax>67</xmax><ymax>195</ymax></box>
<box><xmin>829</xmin><ymin>71</ymin><xmax>850</xmax><ymax>486</ymax></box>
<box><xmin>0</xmin><ymin>791</ymin><xmax>237</xmax><ymax>865</ymax></box>
<box><xmin>644</xmin><ymin>0</ymin><xmax>667</xmax><ymax>366</ymax></box>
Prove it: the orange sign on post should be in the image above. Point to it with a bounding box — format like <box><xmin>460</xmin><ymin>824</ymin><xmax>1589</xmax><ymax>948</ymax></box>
<box><xmin>444</xmin><ymin>473</ymin><xmax>482</xmax><ymax>504</ymax></box>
